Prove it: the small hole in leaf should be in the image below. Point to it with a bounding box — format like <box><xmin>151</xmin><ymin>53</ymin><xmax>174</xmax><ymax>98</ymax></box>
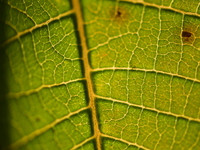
<box><xmin>182</xmin><ymin>31</ymin><xmax>192</xmax><ymax>37</ymax></box>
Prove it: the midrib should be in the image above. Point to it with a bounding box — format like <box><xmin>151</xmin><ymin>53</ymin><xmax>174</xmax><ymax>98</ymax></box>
<box><xmin>72</xmin><ymin>0</ymin><xmax>102</xmax><ymax>149</ymax></box>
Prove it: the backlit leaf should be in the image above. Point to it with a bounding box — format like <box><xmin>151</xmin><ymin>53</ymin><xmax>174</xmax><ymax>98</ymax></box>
<box><xmin>0</xmin><ymin>0</ymin><xmax>200</xmax><ymax>149</ymax></box>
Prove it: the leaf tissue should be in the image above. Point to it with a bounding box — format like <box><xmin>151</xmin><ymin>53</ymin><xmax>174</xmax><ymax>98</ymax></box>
<box><xmin>0</xmin><ymin>0</ymin><xmax>200</xmax><ymax>149</ymax></box>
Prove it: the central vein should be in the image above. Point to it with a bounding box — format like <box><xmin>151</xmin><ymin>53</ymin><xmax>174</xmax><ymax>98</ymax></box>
<box><xmin>72</xmin><ymin>0</ymin><xmax>101</xmax><ymax>149</ymax></box>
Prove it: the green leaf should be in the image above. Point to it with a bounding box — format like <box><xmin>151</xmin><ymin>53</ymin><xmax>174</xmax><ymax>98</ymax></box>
<box><xmin>0</xmin><ymin>0</ymin><xmax>200</xmax><ymax>149</ymax></box>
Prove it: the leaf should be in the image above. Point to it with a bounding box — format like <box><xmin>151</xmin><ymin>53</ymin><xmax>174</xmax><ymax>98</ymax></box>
<box><xmin>0</xmin><ymin>0</ymin><xmax>200</xmax><ymax>149</ymax></box>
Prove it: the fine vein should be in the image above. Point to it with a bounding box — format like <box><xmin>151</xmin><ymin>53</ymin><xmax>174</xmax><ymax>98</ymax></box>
<box><xmin>7</xmin><ymin>106</ymin><xmax>89</xmax><ymax>150</ymax></box>
<box><xmin>0</xmin><ymin>9</ymin><xmax>74</xmax><ymax>47</ymax></box>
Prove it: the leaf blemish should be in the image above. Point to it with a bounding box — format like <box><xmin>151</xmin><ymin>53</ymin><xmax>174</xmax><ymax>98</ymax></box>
<box><xmin>116</xmin><ymin>8</ymin><xmax>122</xmax><ymax>18</ymax></box>
<box><xmin>181</xmin><ymin>29</ymin><xmax>194</xmax><ymax>44</ymax></box>
<box><xmin>182</xmin><ymin>31</ymin><xmax>192</xmax><ymax>38</ymax></box>
<box><xmin>35</xmin><ymin>117</ymin><xmax>41</xmax><ymax>122</ymax></box>
<box><xmin>181</xmin><ymin>21</ymin><xmax>198</xmax><ymax>44</ymax></box>
<box><xmin>110</xmin><ymin>6</ymin><xmax>129</xmax><ymax>25</ymax></box>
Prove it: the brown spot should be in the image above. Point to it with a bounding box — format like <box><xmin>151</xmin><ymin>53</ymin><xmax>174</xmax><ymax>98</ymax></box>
<box><xmin>181</xmin><ymin>30</ymin><xmax>194</xmax><ymax>43</ymax></box>
<box><xmin>182</xmin><ymin>31</ymin><xmax>192</xmax><ymax>37</ymax></box>
<box><xmin>109</xmin><ymin>6</ymin><xmax>129</xmax><ymax>25</ymax></box>
<box><xmin>35</xmin><ymin>117</ymin><xmax>40</xmax><ymax>122</ymax></box>
<box><xmin>116</xmin><ymin>8</ymin><xmax>122</xmax><ymax>18</ymax></box>
<box><xmin>180</xmin><ymin>19</ymin><xmax>198</xmax><ymax>44</ymax></box>
<box><xmin>101</xmin><ymin>53</ymin><xmax>108</xmax><ymax>58</ymax></box>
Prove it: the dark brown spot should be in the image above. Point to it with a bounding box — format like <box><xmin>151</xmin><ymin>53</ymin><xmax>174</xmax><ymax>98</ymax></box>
<box><xmin>182</xmin><ymin>31</ymin><xmax>192</xmax><ymax>37</ymax></box>
<box><xmin>109</xmin><ymin>6</ymin><xmax>129</xmax><ymax>25</ymax></box>
<box><xmin>116</xmin><ymin>9</ymin><xmax>122</xmax><ymax>18</ymax></box>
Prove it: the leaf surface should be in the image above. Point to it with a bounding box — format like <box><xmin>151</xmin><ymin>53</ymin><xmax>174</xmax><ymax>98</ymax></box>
<box><xmin>0</xmin><ymin>0</ymin><xmax>200</xmax><ymax>149</ymax></box>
